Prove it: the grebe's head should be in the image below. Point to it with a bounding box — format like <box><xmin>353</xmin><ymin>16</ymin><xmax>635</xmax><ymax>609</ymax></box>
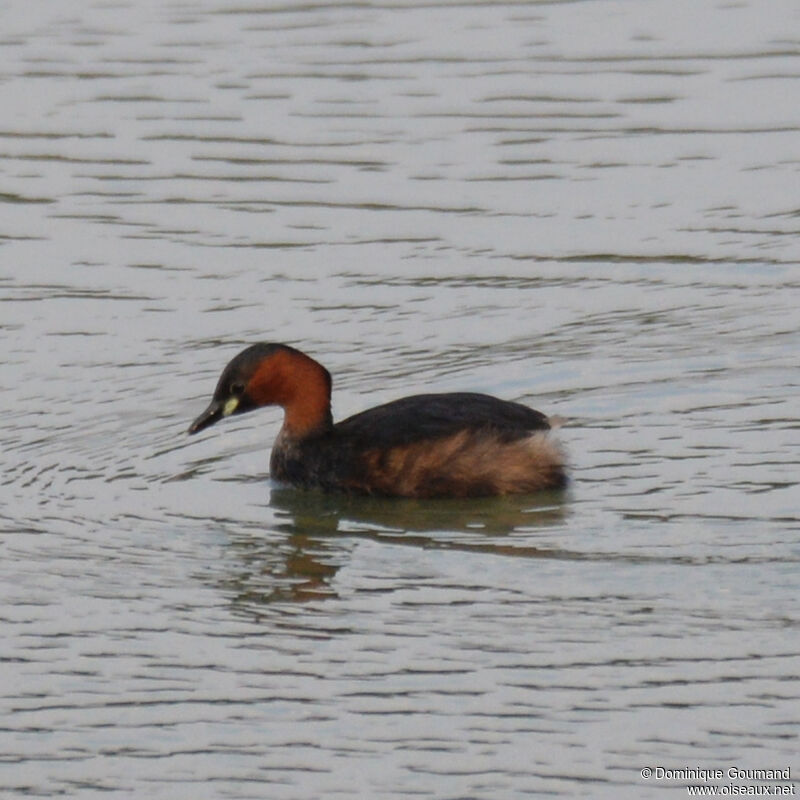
<box><xmin>187</xmin><ymin>343</ymin><xmax>331</xmax><ymax>436</ymax></box>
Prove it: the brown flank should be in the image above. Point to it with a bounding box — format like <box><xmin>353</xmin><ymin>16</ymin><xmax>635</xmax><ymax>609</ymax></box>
<box><xmin>353</xmin><ymin>429</ymin><xmax>566</xmax><ymax>498</ymax></box>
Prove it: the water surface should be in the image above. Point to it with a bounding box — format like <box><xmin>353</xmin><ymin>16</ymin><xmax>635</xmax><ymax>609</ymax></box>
<box><xmin>1</xmin><ymin>1</ymin><xmax>798</xmax><ymax>797</ymax></box>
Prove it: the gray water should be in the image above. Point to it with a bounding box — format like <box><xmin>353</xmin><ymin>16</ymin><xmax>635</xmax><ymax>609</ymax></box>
<box><xmin>2</xmin><ymin>1</ymin><xmax>799</xmax><ymax>798</ymax></box>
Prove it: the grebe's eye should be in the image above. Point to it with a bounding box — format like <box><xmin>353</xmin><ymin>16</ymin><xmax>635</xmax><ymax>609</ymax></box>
<box><xmin>230</xmin><ymin>381</ymin><xmax>245</xmax><ymax>396</ymax></box>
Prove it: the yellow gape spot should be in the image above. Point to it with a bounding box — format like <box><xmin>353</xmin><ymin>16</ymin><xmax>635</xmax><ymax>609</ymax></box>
<box><xmin>223</xmin><ymin>397</ymin><xmax>239</xmax><ymax>417</ymax></box>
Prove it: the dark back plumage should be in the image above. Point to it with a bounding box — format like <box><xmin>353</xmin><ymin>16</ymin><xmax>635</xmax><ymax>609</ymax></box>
<box><xmin>334</xmin><ymin>392</ymin><xmax>550</xmax><ymax>449</ymax></box>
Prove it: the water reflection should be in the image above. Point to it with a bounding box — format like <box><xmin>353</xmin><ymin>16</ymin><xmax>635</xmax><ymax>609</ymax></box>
<box><xmin>270</xmin><ymin>485</ymin><xmax>569</xmax><ymax>536</ymax></box>
<box><xmin>219</xmin><ymin>486</ymin><xmax>569</xmax><ymax>609</ymax></box>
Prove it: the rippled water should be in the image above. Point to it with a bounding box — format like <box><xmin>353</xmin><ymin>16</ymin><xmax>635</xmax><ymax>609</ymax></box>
<box><xmin>2</xmin><ymin>1</ymin><xmax>799</xmax><ymax>797</ymax></box>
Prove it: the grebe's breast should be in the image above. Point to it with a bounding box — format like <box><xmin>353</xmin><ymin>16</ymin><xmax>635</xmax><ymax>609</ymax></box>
<box><xmin>270</xmin><ymin>393</ymin><xmax>565</xmax><ymax>498</ymax></box>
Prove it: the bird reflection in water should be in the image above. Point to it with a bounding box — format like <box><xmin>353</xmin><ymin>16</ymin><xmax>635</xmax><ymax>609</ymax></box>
<box><xmin>218</xmin><ymin>487</ymin><xmax>569</xmax><ymax>614</ymax></box>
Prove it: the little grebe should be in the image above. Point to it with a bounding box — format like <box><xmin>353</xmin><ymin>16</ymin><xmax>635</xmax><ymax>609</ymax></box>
<box><xmin>188</xmin><ymin>343</ymin><xmax>567</xmax><ymax>498</ymax></box>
